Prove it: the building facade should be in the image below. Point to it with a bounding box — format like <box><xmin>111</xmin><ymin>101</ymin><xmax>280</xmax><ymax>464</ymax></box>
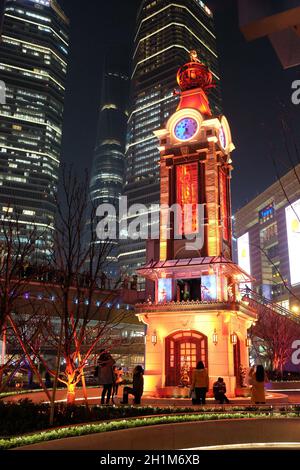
<box><xmin>120</xmin><ymin>0</ymin><xmax>222</xmax><ymax>282</ymax></box>
<box><xmin>235</xmin><ymin>164</ymin><xmax>300</xmax><ymax>312</ymax></box>
<box><xmin>0</xmin><ymin>0</ymin><xmax>69</xmax><ymax>258</ymax></box>
<box><xmin>136</xmin><ymin>55</ymin><xmax>255</xmax><ymax>398</ymax></box>
<box><xmin>89</xmin><ymin>65</ymin><xmax>129</xmax><ymax>280</ymax></box>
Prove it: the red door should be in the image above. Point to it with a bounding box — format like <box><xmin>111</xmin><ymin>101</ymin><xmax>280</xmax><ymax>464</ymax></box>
<box><xmin>165</xmin><ymin>331</ymin><xmax>208</xmax><ymax>386</ymax></box>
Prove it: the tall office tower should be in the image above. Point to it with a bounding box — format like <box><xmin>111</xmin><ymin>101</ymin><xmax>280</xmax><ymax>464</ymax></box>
<box><xmin>90</xmin><ymin>65</ymin><xmax>129</xmax><ymax>279</ymax></box>
<box><xmin>120</xmin><ymin>0</ymin><xmax>222</xmax><ymax>283</ymax></box>
<box><xmin>0</xmin><ymin>0</ymin><xmax>69</xmax><ymax>258</ymax></box>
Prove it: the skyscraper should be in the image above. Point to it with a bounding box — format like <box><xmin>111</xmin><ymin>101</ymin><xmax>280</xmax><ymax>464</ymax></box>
<box><xmin>89</xmin><ymin>64</ymin><xmax>129</xmax><ymax>279</ymax></box>
<box><xmin>120</xmin><ymin>0</ymin><xmax>222</xmax><ymax>283</ymax></box>
<box><xmin>0</xmin><ymin>0</ymin><xmax>69</xmax><ymax>257</ymax></box>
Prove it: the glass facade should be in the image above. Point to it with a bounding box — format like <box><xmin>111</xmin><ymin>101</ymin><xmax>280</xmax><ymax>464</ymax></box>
<box><xmin>120</xmin><ymin>0</ymin><xmax>222</xmax><ymax>281</ymax></box>
<box><xmin>0</xmin><ymin>0</ymin><xmax>69</xmax><ymax>257</ymax></box>
<box><xmin>89</xmin><ymin>67</ymin><xmax>129</xmax><ymax>279</ymax></box>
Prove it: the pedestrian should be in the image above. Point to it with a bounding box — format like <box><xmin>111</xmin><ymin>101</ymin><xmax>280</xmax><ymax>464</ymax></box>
<box><xmin>190</xmin><ymin>361</ymin><xmax>209</xmax><ymax>405</ymax></box>
<box><xmin>121</xmin><ymin>365</ymin><xmax>144</xmax><ymax>405</ymax></box>
<box><xmin>248</xmin><ymin>365</ymin><xmax>267</xmax><ymax>404</ymax></box>
<box><xmin>112</xmin><ymin>366</ymin><xmax>123</xmax><ymax>401</ymax></box>
<box><xmin>97</xmin><ymin>349</ymin><xmax>115</xmax><ymax>405</ymax></box>
<box><xmin>45</xmin><ymin>371</ymin><xmax>52</xmax><ymax>388</ymax></box>
<box><xmin>213</xmin><ymin>377</ymin><xmax>230</xmax><ymax>404</ymax></box>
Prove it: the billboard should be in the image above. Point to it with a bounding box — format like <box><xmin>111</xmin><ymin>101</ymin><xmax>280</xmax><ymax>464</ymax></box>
<box><xmin>158</xmin><ymin>279</ymin><xmax>172</xmax><ymax>303</ymax></box>
<box><xmin>237</xmin><ymin>232</ymin><xmax>251</xmax><ymax>275</ymax></box>
<box><xmin>201</xmin><ymin>275</ymin><xmax>217</xmax><ymax>301</ymax></box>
<box><xmin>286</xmin><ymin>199</ymin><xmax>300</xmax><ymax>286</ymax></box>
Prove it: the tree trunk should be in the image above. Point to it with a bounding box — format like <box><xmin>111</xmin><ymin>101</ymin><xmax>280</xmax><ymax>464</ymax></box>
<box><xmin>0</xmin><ymin>325</ymin><xmax>6</xmax><ymax>387</ymax></box>
<box><xmin>67</xmin><ymin>382</ymin><xmax>76</xmax><ymax>406</ymax></box>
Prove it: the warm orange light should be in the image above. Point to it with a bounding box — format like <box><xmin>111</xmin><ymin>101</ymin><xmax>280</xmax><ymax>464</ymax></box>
<box><xmin>151</xmin><ymin>330</ymin><xmax>157</xmax><ymax>346</ymax></box>
<box><xmin>212</xmin><ymin>328</ymin><xmax>218</xmax><ymax>345</ymax></box>
<box><xmin>230</xmin><ymin>333</ymin><xmax>238</xmax><ymax>345</ymax></box>
<box><xmin>176</xmin><ymin>162</ymin><xmax>198</xmax><ymax>235</ymax></box>
<box><xmin>246</xmin><ymin>337</ymin><xmax>251</xmax><ymax>348</ymax></box>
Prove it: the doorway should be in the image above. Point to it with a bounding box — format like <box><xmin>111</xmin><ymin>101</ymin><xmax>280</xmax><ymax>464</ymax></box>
<box><xmin>165</xmin><ymin>330</ymin><xmax>208</xmax><ymax>386</ymax></box>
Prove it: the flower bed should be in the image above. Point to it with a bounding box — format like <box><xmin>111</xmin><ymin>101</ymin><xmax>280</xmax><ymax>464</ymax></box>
<box><xmin>0</xmin><ymin>412</ymin><xmax>291</xmax><ymax>450</ymax></box>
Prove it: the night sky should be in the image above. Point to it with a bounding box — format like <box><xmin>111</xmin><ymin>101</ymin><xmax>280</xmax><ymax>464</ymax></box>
<box><xmin>59</xmin><ymin>0</ymin><xmax>300</xmax><ymax>211</ymax></box>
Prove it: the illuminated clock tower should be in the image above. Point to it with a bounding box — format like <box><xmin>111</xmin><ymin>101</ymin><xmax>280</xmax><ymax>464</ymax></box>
<box><xmin>136</xmin><ymin>52</ymin><xmax>256</xmax><ymax>397</ymax></box>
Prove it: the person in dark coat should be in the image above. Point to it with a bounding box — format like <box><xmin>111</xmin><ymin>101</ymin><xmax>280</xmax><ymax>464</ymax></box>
<box><xmin>98</xmin><ymin>350</ymin><xmax>116</xmax><ymax>405</ymax></box>
<box><xmin>121</xmin><ymin>365</ymin><xmax>144</xmax><ymax>405</ymax></box>
<box><xmin>213</xmin><ymin>377</ymin><xmax>230</xmax><ymax>404</ymax></box>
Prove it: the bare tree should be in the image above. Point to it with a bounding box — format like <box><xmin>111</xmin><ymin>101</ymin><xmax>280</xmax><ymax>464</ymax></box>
<box><xmin>0</xmin><ymin>208</ymin><xmax>51</xmax><ymax>397</ymax></box>
<box><xmin>250</xmin><ymin>306</ymin><xmax>299</xmax><ymax>374</ymax></box>
<box><xmin>26</xmin><ymin>166</ymin><xmax>132</xmax><ymax>405</ymax></box>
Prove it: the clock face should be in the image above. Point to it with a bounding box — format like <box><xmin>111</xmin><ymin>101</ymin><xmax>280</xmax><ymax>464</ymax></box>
<box><xmin>174</xmin><ymin>117</ymin><xmax>198</xmax><ymax>141</ymax></box>
<box><xmin>219</xmin><ymin>126</ymin><xmax>226</xmax><ymax>149</ymax></box>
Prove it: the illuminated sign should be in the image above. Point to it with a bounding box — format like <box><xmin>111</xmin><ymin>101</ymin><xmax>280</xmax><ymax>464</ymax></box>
<box><xmin>259</xmin><ymin>202</ymin><xmax>274</xmax><ymax>224</ymax></box>
<box><xmin>201</xmin><ymin>275</ymin><xmax>217</xmax><ymax>301</ymax></box>
<box><xmin>176</xmin><ymin>162</ymin><xmax>198</xmax><ymax>235</ymax></box>
<box><xmin>220</xmin><ymin>170</ymin><xmax>229</xmax><ymax>241</ymax></box>
<box><xmin>237</xmin><ymin>232</ymin><xmax>251</xmax><ymax>275</ymax></box>
<box><xmin>158</xmin><ymin>279</ymin><xmax>172</xmax><ymax>303</ymax></box>
<box><xmin>286</xmin><ymin>199</ymin><xmax>300</xmax><ymax>286</ymax></box>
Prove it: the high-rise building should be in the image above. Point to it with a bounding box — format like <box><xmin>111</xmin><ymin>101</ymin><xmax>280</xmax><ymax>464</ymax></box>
<box><xmin>89</xmin><ymin>65</ymin><xmax>129</xmax><ymax>279</ymax></box>
<box><xmin>0</xmin><ymin>0</ymin><xmax>69</xmax><ymax>257</ymax></box>
<box><xmin>235</xmin><ymin>164</ymin><xmax>300</xmax><ymax>311</ymax></box>
<box><xmin>120</xmin><ymin>0</ymin><xmax>222</xmax><ymax>283</ymax></box>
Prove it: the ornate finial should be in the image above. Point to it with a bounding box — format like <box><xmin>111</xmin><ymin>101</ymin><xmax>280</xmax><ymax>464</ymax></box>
<box><xmin>189</xmin><ymin>49</ymin><xmax>201</xmax><ymax>63</ymax></box>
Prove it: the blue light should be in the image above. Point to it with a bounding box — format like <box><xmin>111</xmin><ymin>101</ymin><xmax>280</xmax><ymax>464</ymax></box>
<box><xmin>174</xmin><ymin>117</ymin><xmax>198</xmax><ymax>141</ymax></box>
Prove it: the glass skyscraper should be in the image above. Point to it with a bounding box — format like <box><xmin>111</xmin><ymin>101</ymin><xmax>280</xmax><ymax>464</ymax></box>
<box><xmin>0</xmin><ymin>0</ymin><xmax>69</xmax><ymax>258</ymax></box>
<box><xmin>120</xmin><ymin>0</ymin><xmax>222</xmax><ymax>283</ymax></box>
<box><xmin>89</xmin><ymin>65</ymin><xmax>129</xmax><ymax>280</ymax></box>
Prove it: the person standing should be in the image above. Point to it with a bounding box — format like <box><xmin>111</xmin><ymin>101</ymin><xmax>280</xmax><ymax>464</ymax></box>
<box><xmin>248</xmin><ymin>365</ymin><xmax>267</xmax><ymax>404</ymax></box>
<box><xmin>112</xmin><ymin>366</ymin><xmax>123</xmax><ymax>401</ymax></box>
<box><xmin>191</xmin><ymin>361</ymin><xmax>209</xmax><ymax>405</ymax></box>
<box><xmin>98</xmin><ymin>350</ymin><xmax>115</xmax><ymax>405</ymax></box>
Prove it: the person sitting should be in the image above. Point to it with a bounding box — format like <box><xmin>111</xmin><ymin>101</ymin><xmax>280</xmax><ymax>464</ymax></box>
<box><xmin>213</xmin><ymin>377</ymin><xmax>230</xmax><ymax>404</ymax></box>
<box><xmin>121</xmin><ymin>365</ymin><xmax>144</xmax><ymax>405</ymax></box>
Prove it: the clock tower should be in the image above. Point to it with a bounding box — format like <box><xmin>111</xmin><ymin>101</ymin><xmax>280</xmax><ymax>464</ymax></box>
<box><xmin>136</xmin><ymin>52</ymin><xmax>256</xmax><ymax>398</ymax></box>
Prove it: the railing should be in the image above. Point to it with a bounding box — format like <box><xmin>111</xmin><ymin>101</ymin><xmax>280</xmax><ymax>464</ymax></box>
<box><xmin>240</xmin><ymin>288</ymin><xmax>300</xmax><ymax>324</ymax></box>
